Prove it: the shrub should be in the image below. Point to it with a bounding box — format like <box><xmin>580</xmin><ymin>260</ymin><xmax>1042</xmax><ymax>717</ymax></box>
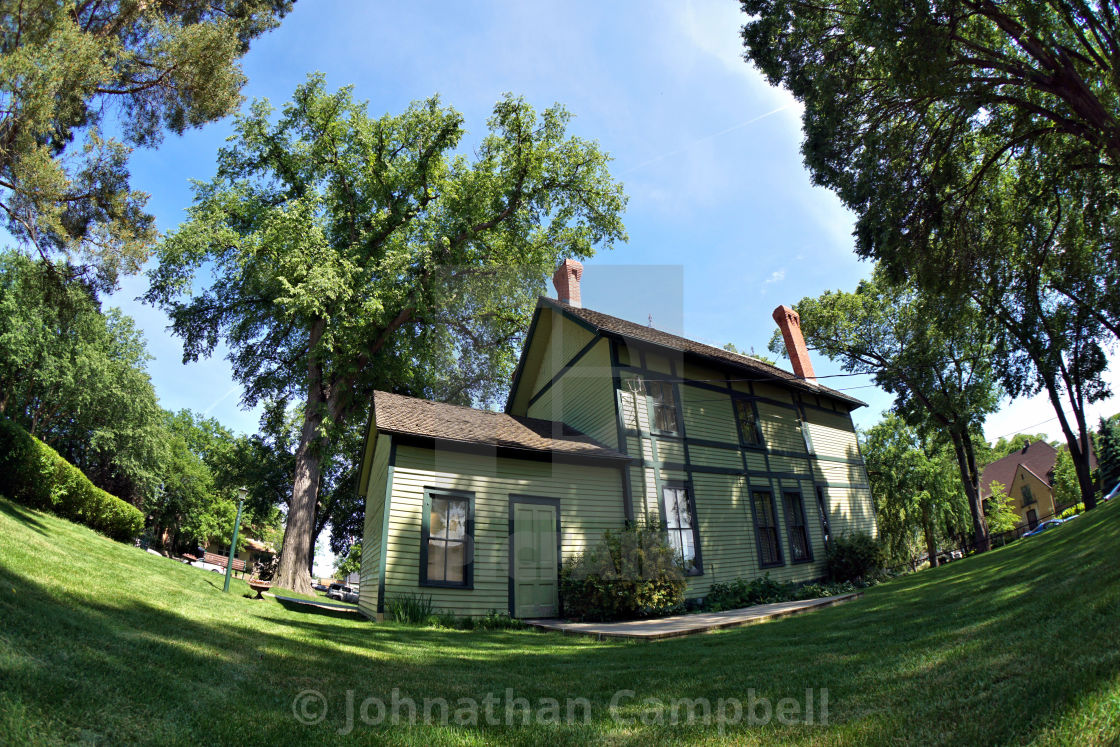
<box><xmin>825</xmin><ymin>532</ymin><xmax>884</xmax><ymax>583</ymax></box>
<box><xmin>432</xmin><ymin>611</ymin><xmax>461</xmax><ymax>629</ymax></box>
<box><xmin>560</xmin><ymin>523</ymin><xmax>687</xmax><ymax>622</ymax></box>
<box><xmin>704</xmin><ymin>574</ymin><xmax>791</xmax><ymax>611</ymax></box>
<box><xmin>0</xmin><ymin>418</ymin><xmax>143</xmax><ymax>541</ymax></box>
<box><xmin>701</xmin><ymin>576</ymin><xmax>865</xmax><ymax>612</ymax></box>
<box><xmin>1058</xmin><ymin>503</ymin><xmax>1084</xmax><ymax>520</ymax></box>
<box><xmin>384</xmin><ymin>592</ymin><xmax>433</xmax><ymax>624</ymax></box>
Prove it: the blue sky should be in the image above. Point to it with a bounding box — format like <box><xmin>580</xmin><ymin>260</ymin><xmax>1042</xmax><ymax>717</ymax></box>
<box><xmin>103</xmin><ymin>0</ymin><xmax>1116</xmax><ymax>570</ymax></box>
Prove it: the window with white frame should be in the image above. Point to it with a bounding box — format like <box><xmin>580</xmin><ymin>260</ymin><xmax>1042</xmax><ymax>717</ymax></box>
<box><xmin>663</xmin><ymin>485</ymin><xmax>699</xmax><ymax>573</ymax></box>
<box><xmin>422</xmin><ymin>492</ymin><xmax>472</xmax><ymax>586</ymax></box>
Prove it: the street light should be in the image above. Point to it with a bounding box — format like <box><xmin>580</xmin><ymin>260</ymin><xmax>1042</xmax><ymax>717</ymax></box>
<box><xmin>223</xmin><ymin>486</ymin><xmax>248</xmax><ymax>593</ymax></box>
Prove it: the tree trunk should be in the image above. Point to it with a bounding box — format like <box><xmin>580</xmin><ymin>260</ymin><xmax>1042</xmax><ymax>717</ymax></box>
<box><xmin>273</xmin><ymin>321</ymin><xmax>330</xmax><ymax>595</ymax></box>
<box><xmin>273</xmin><ymin>409</ymin><xmax>323</xmax><ymax>595</ymax></box>
<box><xmin>950</xmin><ymin>429</ymin><xmax>990</xmax><ymax>552</ymax></box>
<box><xmin>921</xmin><ymin>498</ymin><xmax>939</xmax><ymax>568</ymax></box>
<box><xmin>1037</xmin><ymin>370</ymin><xmax>1098</xmax><ymax>510</ymax></box>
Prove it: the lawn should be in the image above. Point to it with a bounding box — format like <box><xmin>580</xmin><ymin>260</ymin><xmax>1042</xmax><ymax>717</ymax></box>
<box><xmin>1</xmin><ymin>497</ymin><xmax>1118</xmax><ymax>745</ymax></box>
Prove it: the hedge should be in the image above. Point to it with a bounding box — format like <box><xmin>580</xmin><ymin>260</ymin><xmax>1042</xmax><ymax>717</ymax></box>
<box><xmin>0</xmin><ymin>418</ymin><xmax>144</xmax><ymax>541</ymax></box>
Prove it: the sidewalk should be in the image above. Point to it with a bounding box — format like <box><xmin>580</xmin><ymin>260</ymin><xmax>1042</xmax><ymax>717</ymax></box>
<box><xmin>526</xmin><ymin>592</ymin><xmax>862</xmax><ymax>640</ymax></box>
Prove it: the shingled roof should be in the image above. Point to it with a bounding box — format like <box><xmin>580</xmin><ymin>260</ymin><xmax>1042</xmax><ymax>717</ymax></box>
<box><xmin>373</xmin><ymin>390</ymin><xmax>629</xmax><ymax>462</ymax></box>
<box><xmin>980</xmin><ymin>441</ymin><xmax>1058</xmax><ymax>499</ymax></box>
<box><xmin>980</xmin><ymin>439</ymin><xmax>1098</xmax><ymax>499</ymax></box>
<box><xmin>540</xmin><ymin>297</ymin><xmax>866</xmax><ymax>408</ymax></box>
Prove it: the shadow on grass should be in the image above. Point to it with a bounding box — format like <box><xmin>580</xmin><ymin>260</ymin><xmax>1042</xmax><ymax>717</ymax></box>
<box><xmin>0</xmin><ymin>498</ymin><xmax>50</xmax><ymax>537</ymax></box>
<box><xmin>272</xmin><ymin>596</ymin><xmax>363</xmax><ymax>620</ymax></box>
<box><xmin>0</xmin><ymin>500</ymin><xmax>1118</xmax><ymax>744</ymax></box>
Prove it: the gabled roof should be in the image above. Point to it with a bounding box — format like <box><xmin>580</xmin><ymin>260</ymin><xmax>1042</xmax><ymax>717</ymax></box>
<box><xmin>372</xmin><ymin>390</ymin><xmax>628</xmax><ymax>462</ymax></box>
<box><xmin>979</xmin><ymin>438</ymin><xmax>1099</xmax><ymax>499</ymax></box>
<box><xmin>538</xmin><ymin>297</ymin><xmax>866</xmax><ymax>408</ymax></box>
<box><xmin>980</xmin><ymin>441</ymin><xmax>1058</xmax><ymax>499</ymax></box>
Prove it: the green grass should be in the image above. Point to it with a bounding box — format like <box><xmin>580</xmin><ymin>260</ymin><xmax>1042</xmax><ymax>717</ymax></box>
<box><xmin>1</xmin><ymin>496</ymin><xmax>1119</xmax><ymax>745</ymax></box>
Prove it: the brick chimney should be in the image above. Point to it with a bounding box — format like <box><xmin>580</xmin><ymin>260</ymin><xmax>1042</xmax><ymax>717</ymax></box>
<box><xmin>772</xmin><ymin>305</ymin><xmax>816</xmax><ymax>383</ymax></box>
<box><xmin>552</xmin><ymin>259</ymin><xmax>583</xmax><ymax>308</ymax></box>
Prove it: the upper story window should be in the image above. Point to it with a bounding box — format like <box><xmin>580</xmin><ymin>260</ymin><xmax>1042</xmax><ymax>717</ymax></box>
<box><xmin>735</xmin><ymin>399</ymin><xmax>763</xmax><ymax>446</ymax></box>
<box><xmin>1021</xmin><ymin>484</ymin><xmax>1035</xmax><ymax>506</ymax></box>
<box><xmin>421</xmin><ymin>491</ymin><xmax>473</xmax><ymax>588</ymax></box>
<box><xmin>752</xmin><ymin>490</ymin><xmax>783</xmax><ymax>567</ymax></box>
<box><xmin>663</xmin><ymin>485</ymin><xmax>701</xmax><ymax>574</ymax></box>
<box><xmin>645</xmin><ymin>380</ymin><xmax>679</xmax><ymax>434</ymax></box>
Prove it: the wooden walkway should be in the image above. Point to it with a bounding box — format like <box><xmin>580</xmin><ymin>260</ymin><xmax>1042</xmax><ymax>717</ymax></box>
<box><xmin>268</xmin><ymin>593</ymin><xmax>361</xmax><ymax>613</ymax></box>
<box><xmin>526</xmin><ymin>592</ymin><xmax>862</xmax><ymax>640</ymax></box>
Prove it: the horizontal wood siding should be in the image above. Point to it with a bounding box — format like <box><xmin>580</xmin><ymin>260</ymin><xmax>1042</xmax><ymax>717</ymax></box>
<box><xmin>381</xmin><ymin>445</ymin><xmax>626</xmax><ymax>617</ymax></box>
<box><xmin>754</xmin><ymin>382</ymin><xmax>793</xmax><ymax>403</ymax></box>
<box><xmin>769</xmin><ymin>454</ymin><xmax>810</xmax><ymax>476</ymax></box>
<box><xmin>528</xmin><ymin>338</ymin><xmax>617</xmax><ymax>448</ymax></box>
<box><xmin>680</xmin><ymin>385</ymin><xmax>739</xmax><ymax>443</ymax></box>
<box><xmin>689</xmin><ymin>473</ymin><xmax>755</xmax><ymax>597</ymax></box>
<box><xmin>658</xmin><ymin>439</ymin><xmax>686</xmax><ymax>464</ymax></box>
<box><xmin>358</xmin><ymin>433</ymin><xmax>391</xmax><ymax>617</ymax></box>
<box><xmin>805</xmin><ymin>409</ymin><xmax>862</xmax><ymax>461</ymax></box>
<box><xmin>819</xmin><ymin>484</ymin><xmax>877</xmax><ymax>539</ymax></box>
<box><xmin>757</xmin><ymin>402</ymin><xmax>807</xmax><ymax>453</ymax></box>
<box><xmin>529</xmin><ymin>313</ymin><xmax>595</xmax><ymax>400</ymax></box>
<box><xmin>690</xmin><ymin>444</ymin><xmax>742</xmax><ymax>470</ymax></box>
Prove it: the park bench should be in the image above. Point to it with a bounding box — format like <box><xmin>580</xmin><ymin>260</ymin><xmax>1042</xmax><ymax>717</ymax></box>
<box><xmin>203</xmin><ymin>552</ymin><xmax>247</xmax><ymax>576</ymax></box>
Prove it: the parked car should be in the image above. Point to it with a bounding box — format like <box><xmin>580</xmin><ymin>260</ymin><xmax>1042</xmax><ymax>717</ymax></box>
<box><xmin>1023</xmin><ymin>519</ymin><xmax>1064</xmax><ymax>538</ymax></box>
<box><xmin>327</xmin><ymin>584</ymin><xmax>357</xmax><ymax>603</ymax></box>
<box><xmin>312</xmin><ymin>583</ymin><xmax>328</xmax><ymax>592</ymax></box>
<box><xmin>1103</xmin><ymin>482</ymin><xmax>1119</xmax><ymax>502</ymax></box>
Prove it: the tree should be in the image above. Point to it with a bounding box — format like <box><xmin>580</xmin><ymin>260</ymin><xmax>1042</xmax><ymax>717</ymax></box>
<box><xmin>741</xmin><ymin>0</ymin><xmax>1115</xmax><ymax>511</ymax></box>
<box><xmin>862</xmin><ymin>414</ymin><xmax>968</xmax><ymax>569</ymax></box>
<box><xmin>335</xmin><ymin>541</ymin><xmax>361</xmax><ymax>579</ymax></box>
<box><xmin>0</xmin><ymin>0</ymin><xmax>293</xmax><ymax>291</ymax></box>
<box><xmin>230</xmin><ymin>399</ymin><xmax>365</xmax><ymax>574</ymax></box>
<box><xmin>145</xmin><ymin>76</ymin><xmax>628</xmax><ymax>593</ymax></box>
<box><xmin>984</xmin><ymin>481</ymin><xmax>1019</xmax><ymax>534</ymax></box>
<box><xmin>1050</xmin><ymin>446</ymin><xmax>1082</xmax><ymax>509</ymax></box>
<box><xmin>1099</xmin><ymin>415</ymin><xmax>1120</xmax><ymax>494</ymax></box>
<box><xmin>985</xmin><ymin>433</ymin><xmax>1055</xmax><ymax>463</ymax></box>
<box><xmin>741</xmin><ymin>0</ymin><xmax>1120</xmax><ymax>335</ymax></box>
<box><xmin>723</xmin><ymin>342</ymin><xmax>777</xmax><ymax>366</ymax></box>
<box><xmin>776</xmin><ymin>270</ymin><xmax>1002</xmax><ymax>551</ymax></box>
<box><xmin>149</xmin><ymin>408</ymin><xmax>282</xmax><ymax>552</ymax></box>
<box><xmin>0</xmin><ymin>252</ymin><xmax>165</xmax><ymax>502</ymax></box>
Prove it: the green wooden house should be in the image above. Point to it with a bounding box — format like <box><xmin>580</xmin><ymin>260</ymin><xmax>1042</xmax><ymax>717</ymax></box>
<box><xmin>357</xmin><ymin>260</ymin><xmax>876</xmax><ymax>620</ymax></box>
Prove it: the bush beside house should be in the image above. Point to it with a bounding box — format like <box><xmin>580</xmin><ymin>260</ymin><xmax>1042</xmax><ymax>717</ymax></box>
<box><xmin>0</xmin><ymin>418</ymin><xmax>143</xmax><ymax>541</ymax></box>
<box><xmin>560</xmin><ymin>524</ymin><xmax>687</xmax><ymax>622</ymax></box>
<box><xmin>825</xmin><ymin>532</ymin><xmax>885</xmax><ymax>583</ymax></box>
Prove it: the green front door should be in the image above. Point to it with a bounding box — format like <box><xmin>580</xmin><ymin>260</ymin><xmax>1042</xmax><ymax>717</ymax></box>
<box><xmin>512</xmin><ymin>501</ymin><xmax>559</xmax><ymax>618</ymax></box>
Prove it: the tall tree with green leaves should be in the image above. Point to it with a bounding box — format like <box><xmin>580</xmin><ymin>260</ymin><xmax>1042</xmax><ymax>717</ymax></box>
<box><xmin>145</xmin><ymin>76</ymin><xmax>628</xmax><ymax>593</ymax></box>
<box><xmin>775</xmin><ymin>270</ymin><xmax>1002</xmax><ymax>551</ymax></box>
<box><xmin>334</xmin><ymin>541</ymin><xmax>361</xmax><ymax>579</ymax></box>
<box><xmin>862</xmin><ymin>413</ymin><xmax>968</xmax><ymax>569</ymax></box>
<box><xmin>1097</xmin><ymin>415</ymin><xmax>1120</xmax><ymax>494</ymax></box>
<box><xmin>0</xmin><ymin>0</ymin><xmax>293</xmax><ymax>290</ymax></box>
<box><xmin>0</xmin><ymin>251</ymin><xmax>164</xmax><ymax>502</ymax></box>
<box><xmin>741</xmin><ymin>0</ymin><xmax>1115</xmax><ymax>511</ymax></box>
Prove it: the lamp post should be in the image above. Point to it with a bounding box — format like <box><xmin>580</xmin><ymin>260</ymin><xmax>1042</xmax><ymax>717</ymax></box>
<box><xmin>223</xmin><ymin>486</ymin><xmax>248</xmax><ymax>593</ymax></box>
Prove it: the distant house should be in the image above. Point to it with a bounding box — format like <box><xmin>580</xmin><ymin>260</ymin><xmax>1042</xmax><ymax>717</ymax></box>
<box><xmin>356</xmin><ymin>260</ymin><xmax>877</xmax><ymax>620</ymax></box>
<box><xmin>203</xmin><ymin>537</ymin><xmax>275</xmax><ymax>568</ymax></box>
<box><xmin>980</xmin><ymin>440</ymin><xmax>1096</xmax><ymax>530</ymax></box>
